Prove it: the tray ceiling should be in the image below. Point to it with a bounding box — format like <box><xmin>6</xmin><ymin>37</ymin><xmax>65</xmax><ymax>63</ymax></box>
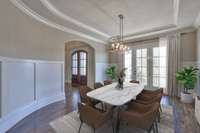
<box><xmin>10</xmin><ymin>0</ymin><xmax>200</xmax><ymax>43</ymax></box>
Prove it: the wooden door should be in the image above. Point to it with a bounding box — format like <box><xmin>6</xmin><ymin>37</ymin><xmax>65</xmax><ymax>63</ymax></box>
<box><xmin>71</xmin><ymin>51</ymin><xmax>87</xmax><ymax>85</ymax></box>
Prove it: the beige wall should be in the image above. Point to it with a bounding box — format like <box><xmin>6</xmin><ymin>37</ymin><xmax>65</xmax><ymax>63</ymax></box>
<box><xmin>0</xmin><ymin>0</ymin><xmax>108</xmax><ymax>62</ymax></box>
<box><xmin>180</xmin><ymin>32</ymin><xmax>197</xmax><ymax>64</ymax></box>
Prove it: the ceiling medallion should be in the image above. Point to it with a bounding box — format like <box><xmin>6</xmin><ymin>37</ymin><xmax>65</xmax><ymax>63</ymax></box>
<box><xmin>109</xmin><ymin>14</ymin><xmax>130</xmax><ymax>52</ymax></box>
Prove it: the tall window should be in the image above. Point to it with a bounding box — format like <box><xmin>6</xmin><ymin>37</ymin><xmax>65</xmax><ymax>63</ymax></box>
<box><xmin>153</xmin><ymin>46</ymin><xmax>167</xmax><ymax>88</ymax></box>
<box><xmin>124</xmin><ymin>51</ymin><xmax>132</xmax><ymax>81</ymax></box>
<box><xmin>136</xmin><ymin>49</ymin><xmax>147</xmax><ymax>85</ymax></box>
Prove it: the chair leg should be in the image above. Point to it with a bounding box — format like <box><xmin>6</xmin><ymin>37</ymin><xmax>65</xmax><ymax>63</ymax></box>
<box><xmin>111</xmin><ymin>120</ymin><xmax>115</xmax><ymax>133</ymax></box>
<box><xmin>152</xmin><ymin>123</ymin><xmax>156</xmax><ymax>133</ymax></box>
<box><xmin>147</xmin><ymin>124</ymin><xmax>153</xmax><ymax>133</ymax></box>
<box><xmin>93</xmin><ymin>128</ymin><xmax>96</xmax><ymax>133</ymax></box>
<box><xmin>101</xmin><ymin>102</ymin><xmax>104</xmax><ymax>111</ymax></box>
<box><xmin>159</xmin><ymin>105</ymin><xmax>162</xmax><ymax>112</ymax></box>
<box><xmin>155</xmin><ymin>120</ymin><xmax>158</xmax><ymax>133</ymax></box>
<box><xmin>158</xmin><ymin>111</ymin><xmax>161</xmax><ymax>123</ymax></box>
<box><xmin>117</xmin><ymin>120</ymin><xmax>121</xmax><ymax>133</ymax></box>
<box><xmin>78</xmin><ymin>122</ymin><xmax>83</xmax><ymax>133</ymax></box>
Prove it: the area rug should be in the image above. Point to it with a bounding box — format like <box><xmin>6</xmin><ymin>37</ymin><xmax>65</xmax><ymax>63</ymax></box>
<box><xmin>50</xmin><ymin>105</ymin><xmax>174</xmax><ymax>133</ymax></box>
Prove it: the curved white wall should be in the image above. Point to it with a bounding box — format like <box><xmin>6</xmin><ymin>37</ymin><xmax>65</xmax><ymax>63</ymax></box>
<box><xmin>0</xmin><ymin>57</ymin><xmax>65</xmax><ymax>132</ymax></box>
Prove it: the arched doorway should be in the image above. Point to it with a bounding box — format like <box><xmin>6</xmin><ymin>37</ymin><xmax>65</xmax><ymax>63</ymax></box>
<box><xmin>71</xmin><ymin>50</ymin><xmax>88</xmax><ymax>85</ymax></box>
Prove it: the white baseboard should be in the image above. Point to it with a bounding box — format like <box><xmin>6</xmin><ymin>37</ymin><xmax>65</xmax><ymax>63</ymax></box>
<box><xmin>0</xmin><ymin>93</ymin><xmax>65</xmax><ymax>133</ymax></box>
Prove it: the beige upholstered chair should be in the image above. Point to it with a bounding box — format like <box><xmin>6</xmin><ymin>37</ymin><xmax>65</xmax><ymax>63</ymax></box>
<box><xmin>78</xmin><ymin>102</ymin><xmax>114</xmax><ymax>133</ymax></box>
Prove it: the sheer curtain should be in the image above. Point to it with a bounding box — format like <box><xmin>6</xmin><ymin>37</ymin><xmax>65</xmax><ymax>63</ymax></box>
<box><xmin>165</xmin><ymin>34</ymin><xmax>181</xmax><ymax>96</ymax></box>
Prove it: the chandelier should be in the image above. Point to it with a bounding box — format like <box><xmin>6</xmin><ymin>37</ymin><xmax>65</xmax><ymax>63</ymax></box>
<box><xmin>109</xmin><ymin>14</ymin><xmax>130</xmax><ymax>52</ymax></box>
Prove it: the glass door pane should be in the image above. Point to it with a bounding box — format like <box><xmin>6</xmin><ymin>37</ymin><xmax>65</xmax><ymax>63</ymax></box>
<box><xmin>136</xmin><ymin>48</ymin><xmax>147</xmax><ymax>85</ymax></box>
<box><xmin>79</xmin><ymin>52</ymin><xmax>87</xmax><ymax>76</ymax></box>
<box><xmin>124</xmin><ymin>51</ymin><xmax>132</xmax><ymax>81</ymax></box>
<box><xmin>153</xmin><ymin>46</ymin><xmax>167</xmax><ymax>88</ymax></box>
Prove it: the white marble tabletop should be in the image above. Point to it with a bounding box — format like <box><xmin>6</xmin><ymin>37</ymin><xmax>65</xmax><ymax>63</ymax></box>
<box><xmin>87</xmin><ymin>82</ymin><xmax>144</xmax><ymax>106</ymax></box>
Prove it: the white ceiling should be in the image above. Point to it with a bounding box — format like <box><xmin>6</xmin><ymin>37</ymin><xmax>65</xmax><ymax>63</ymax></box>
<box><xmin>10</xmin><ymin>0</ymin><xmax>200</xmax><ymax>43</ymax></box>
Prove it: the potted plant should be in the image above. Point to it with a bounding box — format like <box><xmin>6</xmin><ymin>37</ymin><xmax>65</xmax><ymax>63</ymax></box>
<box><xmin>105</xmin><ymin>65</ymin><xmax>116</xmax><ymax>80</ymax></box>
<box><xmin>176</xmin><ymin>66</ymin><xmax>199</xmax><ymax>103</ymax></box>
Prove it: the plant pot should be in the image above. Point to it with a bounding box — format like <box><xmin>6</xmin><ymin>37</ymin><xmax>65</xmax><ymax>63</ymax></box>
<box><xmin>180</xmin><ymin>92</ymin><xmax>194</xmax><ymax>103</ymax></box>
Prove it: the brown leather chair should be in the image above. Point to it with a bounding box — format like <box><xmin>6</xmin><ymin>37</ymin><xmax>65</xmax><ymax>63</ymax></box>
<box><xmin>104</xmin><ymin>80</ymin><xmax>112</xmax><ymax>85</ymax></box>
<box><xmin>129</xmin><ymin>80</ymin><xmax>140</xmax><ymax>84</ymax></box>
<box><xmin>136</xmin><ymin>93</ymin><xmax>162</xmax><ymax>105</ymax></box>
<box><xmin>78</xmin><ymin>102</ymin><xmax>114</xmax><ymax>133</ymax></box>
<box><xmin>118</xmin><ymin>102</ymin><xmax>160</xmax><ymax>133</ymax></box>
<box><xmin>94</xmin><ymin>82</ymin><xmax>104</xmax><ymax>89</ymax></box>
<box><xmin>136</xmin><ymin>88</ymin><xmax>163</xmax><ymax>101</ymax></box>
<box><xmin>135</xmin><ymin>89</ymin><xmax>163</xmax><ymax>122</ymax></box>
<box><xmin>79</xmin><ymin>86</ymin><xmax>100</xmax><ymax>107</ymax></box>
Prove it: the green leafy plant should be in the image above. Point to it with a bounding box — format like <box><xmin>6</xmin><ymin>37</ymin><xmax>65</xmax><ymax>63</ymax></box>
<box><xmin>176</xmin><ymin>66</ymin><xmax>199</xmax><ymax>93</ymax></box>
<box><xmin>105</xmin><ymin>66</ymin><xmax>116</xmax><ymax>80</ymax></box>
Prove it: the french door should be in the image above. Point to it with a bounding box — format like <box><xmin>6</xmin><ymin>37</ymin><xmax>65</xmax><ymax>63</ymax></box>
<box><xmin>71</xmin><ymin>50</ymin><xmax>87</xmax><ymax>85</ymax></box>
<box><xmin>125</xmin><ymin>45</ymin><xmax>167</xmax><ymax>89</ymax></box>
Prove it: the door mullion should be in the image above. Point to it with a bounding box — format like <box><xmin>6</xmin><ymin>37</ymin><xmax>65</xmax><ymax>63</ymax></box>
<box><xmin>148</xmin><ymin>48</ymin><xmax>153</xmax><ymax>88</ymax></box>
<box><xmin>132</xmin><ymin>50</ymin><xmax>136</xmax><ymax>80</ymax></box>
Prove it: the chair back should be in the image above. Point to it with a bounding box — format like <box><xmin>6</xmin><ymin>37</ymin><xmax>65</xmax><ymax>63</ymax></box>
<box><xmin>129</xmin><ymin>80</ymin><xmax>140</xmax><ymax>84</ymax></box>
<box><xmin>79</xmin><ymin>86</ymin><xmax>91</xmax><ymax>104</ymax></box>
<box><xmin>104</xmin><ymin>80</ymin><xmax>112</xmax><ymax>85</ymax></box>
<box><xmin>78</xmin><ymin>102</ymin><xmax>112</xmax><ymax>128</ymax></box>
<box><xmin>94</xmin><ymin>82</ymin><xmax>103</xmax><ymax>89</ymax></box>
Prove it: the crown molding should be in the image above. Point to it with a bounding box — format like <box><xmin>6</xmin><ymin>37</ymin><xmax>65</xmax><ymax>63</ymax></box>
<box><xmin>124</xmin><ymin>26</ymin><xmax>196</xmax><ymax>43</ymax></box>
<box><xmin>124</xmin><ymin>24</ymin><xmax>176</xmax><ymax>40</ymax></box>
<box><xmin>9</xmin><ymin>0</ymin><xmax>106</xmax><ymax>43</ymax></box>
<box><xmin>40</xmin><ymin>0</ymin><xmax>110</xmax><ymax>38</ymax></box>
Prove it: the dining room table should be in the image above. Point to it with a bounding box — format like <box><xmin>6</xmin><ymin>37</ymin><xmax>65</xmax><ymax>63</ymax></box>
<box><xmin>87</xmin><ymin>82</ymin><xmax>144</xmax><ymax>132</ymax></box>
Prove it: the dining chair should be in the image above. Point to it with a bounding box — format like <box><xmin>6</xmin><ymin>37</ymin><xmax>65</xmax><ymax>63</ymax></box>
<box><xmin>138</xmin><ymin>88</ymin><xmax>163</xmax><ymax>97</ymax></box>
<box><xmin>79</xmin><ymin>86</ymin><xmax>100</xmax><ymax>107</ymax></box>
<box><xmin>78</xmin><ymin>102</ymin><xmax>114</xmax><ymax>133</ymax></box>
<box><xmin>94</xmin><ymin>82</ymin><xmax>104</xmax><ymax>89</ymax></box>
<box><xmin>104</xmin><ymin>80</ymin><xmax>112</xmax><ymax>85</ymax></box>
<box><xmin>135</xmin><ymin>90</ymin><xmax>163</xmax><ymax>122</ymax></box>
<box><xmin>118</xmin><ymin>102</ymin><xmax>160</xmax><ymax>133</ymax></box>
<box><xmin>129</xmin><ymin>80</ymin><xmax>140</xmax><ymax>84</ymax></box>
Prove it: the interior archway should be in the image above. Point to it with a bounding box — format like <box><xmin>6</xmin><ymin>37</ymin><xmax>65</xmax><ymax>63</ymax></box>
<box><xmin>65</xmin><ymin>40</ymin><xmax>95</xmax><ymax>88</ymax></box>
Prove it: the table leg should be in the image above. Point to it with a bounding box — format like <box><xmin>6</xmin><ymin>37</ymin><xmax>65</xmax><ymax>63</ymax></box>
<box><xmin>115</xmin><ymin>106</ymin><xmax>121</xmax><ymax>133</ymax></box>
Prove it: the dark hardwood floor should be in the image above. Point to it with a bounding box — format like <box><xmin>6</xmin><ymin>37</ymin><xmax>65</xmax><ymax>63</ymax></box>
<box><xmin>7</xmin><ymin>84</ymin><xmax>200</xmax><ymax>133</ymax></box>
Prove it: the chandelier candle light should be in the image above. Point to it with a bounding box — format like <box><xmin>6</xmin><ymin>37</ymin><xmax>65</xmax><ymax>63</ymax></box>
<box><xmin>110</xmin><ymin>14</ymin><xmax>130</xmax><ymax>52</ymax></box>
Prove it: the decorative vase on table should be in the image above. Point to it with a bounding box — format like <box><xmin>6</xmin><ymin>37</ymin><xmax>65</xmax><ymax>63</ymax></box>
<box><xmin>176</xmin><ymin>66</ymin><xmax>199</xmax><ymax>103</ymax></box>
<box><xmin>116</xmin><ymin>68</ymin><xmax>127</xmax><ymax>90</ymax></box>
